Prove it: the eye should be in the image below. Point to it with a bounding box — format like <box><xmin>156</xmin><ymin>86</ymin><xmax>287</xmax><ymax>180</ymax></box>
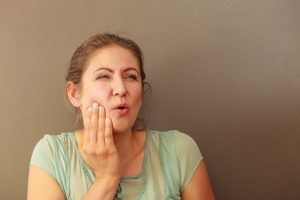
<box><xmin>96</xmin><ymin>74</ymin><xmax>110</xmax><ymax>80</ymax></box>
<box><xmin>124</xmin><ymin>74</ymin><xmax>138</xmax><ymax>81</ymax></box>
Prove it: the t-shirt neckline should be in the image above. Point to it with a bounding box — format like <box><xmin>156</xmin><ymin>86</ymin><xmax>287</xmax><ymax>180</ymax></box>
<box><xmin>69</xmin><ymin>129</ymin><xmax>149</xmax><ymax>181</ymax></box>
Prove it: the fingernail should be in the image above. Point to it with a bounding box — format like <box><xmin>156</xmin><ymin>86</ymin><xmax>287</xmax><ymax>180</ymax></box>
<box><xmin>92</xmin><ymin>102</ymin><xmax>98</xmax><ymax>109</ymax></box>
<box><xmin>88</xmin><ymin>107</ymin><xmax>92</xmax><ymax>112</ymax></box>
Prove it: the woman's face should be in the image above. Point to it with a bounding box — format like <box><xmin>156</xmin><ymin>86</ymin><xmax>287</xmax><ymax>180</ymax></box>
<box><xmin>78</xmin><ymin>45</ymin><xmax>143</xmax><ymax>133</ymax></box>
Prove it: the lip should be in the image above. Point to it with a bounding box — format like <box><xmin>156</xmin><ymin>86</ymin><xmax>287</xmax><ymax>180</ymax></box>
<box><xmin>113</xmin><ymin>103</ymin><xmax>129</xmax><ymax>115</ymax></box>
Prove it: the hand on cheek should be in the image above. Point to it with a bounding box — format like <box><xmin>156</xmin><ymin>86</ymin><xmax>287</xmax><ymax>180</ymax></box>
<box><xmin>81</xmin><ymin>102</ymin><xmax>121</xmax><ymax>179</ymax></box>
<box><xmin>81</xmin><ymin>102</ymin><xmax>107</xmax><ymax>128</ymax></box>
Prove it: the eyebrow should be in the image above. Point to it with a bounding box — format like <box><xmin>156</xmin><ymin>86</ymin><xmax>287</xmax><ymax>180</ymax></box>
<box><xmin>93</xmin><ymin>67</ymin><xmax>139</xmax><ymax>74</ymax></box>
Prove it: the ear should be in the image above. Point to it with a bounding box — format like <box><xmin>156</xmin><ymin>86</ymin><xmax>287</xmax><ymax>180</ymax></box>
<box><xmin>66</xmin><ymin>81</ymin><xmax>81</xmax><ymax>107</ymax></box>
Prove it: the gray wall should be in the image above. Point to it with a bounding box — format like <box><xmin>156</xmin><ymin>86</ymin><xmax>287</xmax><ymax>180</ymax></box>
<box><xmin>1</xmin><ymin>0</ymin><xmax>299</xmax><ymax>199</ymax></box>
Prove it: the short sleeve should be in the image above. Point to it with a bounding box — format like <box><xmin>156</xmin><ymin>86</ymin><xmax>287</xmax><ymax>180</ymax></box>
<box><xmin>173</xmin><ymin>131</ymin><xmax>203</xmax><ymax>191</ymax></box>
<box><xmin>30</xmin><ymin>134</ymin><xmax>69</xmax><ymax>194</ymax></box>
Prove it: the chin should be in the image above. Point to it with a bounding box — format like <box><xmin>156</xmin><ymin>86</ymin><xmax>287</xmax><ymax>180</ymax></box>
<box><xmin>112</xmin><ymin>126</ymin><xmax>132</xmax><ymax>134</ymax></box>
<box><xmin>109</xmin><ymin>111</ymin><xmax>138</xmax><ymax>134</ymax></box>
<box><xmin>111</xmin><ymin>119</ymin><xmax>133</xmax><ymax>134</ymax></box>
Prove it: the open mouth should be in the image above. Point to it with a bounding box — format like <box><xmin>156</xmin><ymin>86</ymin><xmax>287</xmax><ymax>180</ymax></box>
<box><xmin>115</xmin><ymin>107</ymin><xmax>128</xmax><ymax>114</ymax></box>
<box><xmin>117</xmin><ymin>106</ymin><xmax>126</xmax><ymax>110</ymax></box>
<box><xmin>114</xmin><ymin>104</ymin><xmax>129</xmax><ymax>114</ymax></box>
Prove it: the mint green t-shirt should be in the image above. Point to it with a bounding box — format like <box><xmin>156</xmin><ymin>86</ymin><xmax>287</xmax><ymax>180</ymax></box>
<box><xmin>30</xmin><ymin>130</ymin><xmax>203</xmax><ymax>200</ymax></box>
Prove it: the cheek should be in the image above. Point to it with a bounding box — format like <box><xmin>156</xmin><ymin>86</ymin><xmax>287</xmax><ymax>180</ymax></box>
<box><xmin>133</xmin><ymin>87</ymin><xmax>143</xmax><ymax>106</ymax></box>
<box><xmin>81</xmin><ymin>86</ymin><xmax>109</xmax><ymax>107</ymax></box>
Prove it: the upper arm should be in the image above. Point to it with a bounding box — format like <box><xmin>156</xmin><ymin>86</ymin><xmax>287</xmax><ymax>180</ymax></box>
<box><xmin>28</xmin><ymin>135</ymin><xmax>68</xmax><ymax>199</ymax></box>
<box><xmin>27</xmin><ymin>165</ymin><xmax>65</xmax><ymax>200</ymax></box>
<box><xmin>181</xmin><ymin>161</ymin><xmax>215</xmax><ymax>200</ymax></box>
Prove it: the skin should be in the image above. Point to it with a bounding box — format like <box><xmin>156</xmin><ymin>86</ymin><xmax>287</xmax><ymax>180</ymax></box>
<box><xmin>27</xmin><ymin>45</ymin><xmax>215</xmax><ymax>200</ymax></box>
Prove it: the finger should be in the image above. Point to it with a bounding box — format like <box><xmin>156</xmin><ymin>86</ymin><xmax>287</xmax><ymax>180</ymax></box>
<box><xmin>97</xmin><ymin>105</ymin><xmax>106</xmax><ymax>146</ymax></box>
<box><xmin>89</xmin><ymin>102</ymin><xmax>99</xmax><ymax>145</ymax></box>
<box><xmin>82</xmin><ymin>105</ymin><xmax>91</xmax><ymax>128</ymax></box>
<box><xmin>104</xmin><ymin>117</ymin><xmax>116</xmax><ymax>152</ymax></box>
<box><xmin>83</xmin><ymin>107</ymin><xmax>92</xmax><ymax>145</ymax></box>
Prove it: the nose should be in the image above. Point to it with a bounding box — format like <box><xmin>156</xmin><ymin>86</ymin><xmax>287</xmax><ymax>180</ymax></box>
<box><xmin>112</xmin><ymin>77</ymin><xmax>127</xmax><ymax>97</ymax></box>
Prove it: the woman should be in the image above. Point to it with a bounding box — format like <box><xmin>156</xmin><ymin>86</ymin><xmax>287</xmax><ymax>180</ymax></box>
<box><xmin>27</xmin><ymin>33</ymin><xmax>215</xmax><ymax>200</ymax></box>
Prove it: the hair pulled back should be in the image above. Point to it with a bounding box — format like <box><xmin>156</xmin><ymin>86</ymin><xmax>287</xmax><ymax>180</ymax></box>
<box><xmin>66</xmin><ymin>33</ymin><xmax>146</xmax><ymax>86</ymax></box>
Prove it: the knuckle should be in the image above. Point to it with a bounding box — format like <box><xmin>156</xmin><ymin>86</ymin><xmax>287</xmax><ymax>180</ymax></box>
<box><xmin>90</xmin><ymin>125</ymin><xmax>96</xmax><ymax>131</ymax></box>
<box><xmin>96</xmin><ymin>148</ymin><xmax>107</xmax><ymax>155</ymax></box>
<box><xmin>105</xmin><ymin>134</ymin><xmax>111</xmax><ymax>140</ymax></box>
<box><xmin>83</xmin><ymin>145</ymin><xmax>96</xmax><ymax>155</ymax></box>
<box><xmin>98</xmin><ymin>129</ymin><xmax>104</xmax><ymax>135</ymax></box>
<box><xmin>108</xmin><ymin>149</ymin><xmax>117</xmax><ymax>156</ymax></box>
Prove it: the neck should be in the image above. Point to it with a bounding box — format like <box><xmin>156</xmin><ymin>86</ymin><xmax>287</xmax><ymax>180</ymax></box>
<box><xmin>113</xmin><ymin>128</ymin><xmax>136</xmax><ymax>161</ymax></box>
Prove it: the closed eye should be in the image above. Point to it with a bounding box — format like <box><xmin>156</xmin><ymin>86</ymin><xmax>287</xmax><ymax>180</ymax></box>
<box><xmin>96</xmin><ymin>74</ymin><xmax>110</xmax><ymax>80</ymax></box>
<box><xmin>124</xmin><ymin>74</ymin><xmax>138</xmax><ymax>81</ymax></box>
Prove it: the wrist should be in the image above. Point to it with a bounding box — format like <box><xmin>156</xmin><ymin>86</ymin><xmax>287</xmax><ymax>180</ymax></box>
<box><xmin>81</xmin><ymin>176</ymin><xmax>120</xmax><ymax>200</ymax></box>
<box><xmin>94</xmin><ymin>175</ymin><xmax>120</xmax><ymax>188</ymax></box>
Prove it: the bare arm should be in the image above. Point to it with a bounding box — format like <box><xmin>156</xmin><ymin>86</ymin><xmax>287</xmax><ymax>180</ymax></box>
<box><xmin>27</xmin><ymin>165</ymin><xmax>65</xmax><ymax>200</ymax></box>
<box><xmin>181</xmin><ymin>161</ymin><xmax>215</xmax><ymax>200</ymax></box>
<box><xmin>27</xmin><ymin>103</ymin><xmax>121</xmax><ymax>200</ymax></box>
<box><xmin>27</xmin><ymin>165</ymin><xmax>119</xmax><ymax>200</ymax></box>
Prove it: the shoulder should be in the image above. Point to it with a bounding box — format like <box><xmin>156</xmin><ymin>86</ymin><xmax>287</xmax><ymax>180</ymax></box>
<box><xmin>150</xmin><ymin>129</ymin><xmax>198</xmax><ymax>147</ymax></box>
<box><xmin>148</xmin><ymin>129</ymin><xmax>190</xmax><ymax>139</ymax></box>
<box><xmin>29</xmin><ymin>133</ymin><xmax>74</xmax><ymax>199</ymax></box>
<box><xmin>148</xmin><ymin>129</ymin><xmax>202</xmax><ymax>159</ymax></box>
<box><xmin>30</xmin><ymin>132</ymin><xmax>75</xmax><ymax>183</ymax></box>
<box><xmin>38</xmin><ymin>132</ymin><xmax>71</xmax><ymax>144</ymax></box>
<box><xmin>150</xmin><ymin>129</ymin><xmax>194</xmax><ymax>139</ymax></box>
<box><xmin>148</xmin><ymin>130</ymin><xmax>203</xmax><ymax>191</ymax></box>
<box><xmin>33</xmin><ymin>132</ymin><xmax>73</xmax><ymax>153</ymax></box>
<box><xmin>172</xmin><ymin>130</ymin><xmax>201</xmax><ymax>158</ymax></box>
<box><xmin>30</xmin><ymin>132</ymin><xmax>75</xmax><ymax>167</ymax></box>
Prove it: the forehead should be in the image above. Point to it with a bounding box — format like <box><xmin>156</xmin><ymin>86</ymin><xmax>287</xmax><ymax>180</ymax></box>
<box><xmin>86</xmin><ymin>45</ymin><xmax>139</xmax><ymax>72</ymax></box>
